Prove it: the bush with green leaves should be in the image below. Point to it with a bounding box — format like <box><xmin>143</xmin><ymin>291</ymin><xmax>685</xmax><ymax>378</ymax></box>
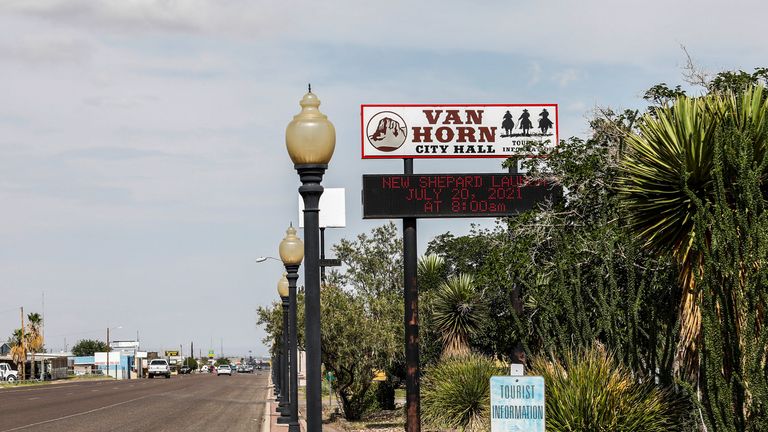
<box><xmin>422</xmin><ymin>353</ymin><xmax>505</xmax><ymax>432</ymax></box>
<box><xmin>531</xmin><ymin>345</ymin><xmax>690</xmax><ymax>432</ymax></box>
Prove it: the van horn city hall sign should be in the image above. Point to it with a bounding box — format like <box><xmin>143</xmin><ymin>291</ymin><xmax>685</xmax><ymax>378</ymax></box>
<box><xmin>361</xmin><ymin>104</ymin><xmax>558</xmax><ymax>158</ymax></box>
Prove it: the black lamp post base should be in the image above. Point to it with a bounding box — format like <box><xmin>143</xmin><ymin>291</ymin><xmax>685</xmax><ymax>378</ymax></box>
<box><xmin>277</xmin><ymin>415</ymin><xmax>292</xmax><ymax>424</ymax></box>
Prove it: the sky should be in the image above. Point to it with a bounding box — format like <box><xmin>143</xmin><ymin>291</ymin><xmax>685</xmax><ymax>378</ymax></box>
<box><xmin>1</xmin><ymin>0</ymin><xmax>766</xmax><ymax>358</ymax></box>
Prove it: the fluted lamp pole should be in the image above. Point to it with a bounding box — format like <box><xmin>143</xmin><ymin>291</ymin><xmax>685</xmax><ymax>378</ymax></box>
<box><xmin>286</xmin><ymin>87</ymin><xmax>335</xmax><ymax>432</ymax></box>
<box><xmin>276</xmin><ymin>273</ymin><xmax>292</xmax><ymax>423</ymax></box>
<box><xmin>280</xmin><ymin>224</ymin><xmax>304</xmax><ymax>432</ymax></box>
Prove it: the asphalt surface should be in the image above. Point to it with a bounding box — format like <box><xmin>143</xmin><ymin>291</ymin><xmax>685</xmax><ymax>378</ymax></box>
<box><xmin>0</xmin><ymin>371</ymin><xmax>269</xmax><ymax>432</ymax></box>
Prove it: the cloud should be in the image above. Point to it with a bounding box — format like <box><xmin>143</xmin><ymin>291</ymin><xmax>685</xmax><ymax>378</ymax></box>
<box><xmin>553</xmin><ymin>68</ymin><xmax>582</xmax><ymax>87</ymax></box>
<box><xmin>4</xmin><ymin>0</ymin><xmax>768</xmax><ymax>66</ymax></box>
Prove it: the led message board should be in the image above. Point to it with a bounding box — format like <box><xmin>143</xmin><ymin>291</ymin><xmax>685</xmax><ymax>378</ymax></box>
<box><xmin>362</xmin><ymin>174</ymin><xmax>561</xmax><ymax>219</ymax></box>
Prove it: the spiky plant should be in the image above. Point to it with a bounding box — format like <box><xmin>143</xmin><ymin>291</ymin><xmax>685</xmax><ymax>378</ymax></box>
<box><xmin>422</xmin><ymin>353</ymin><xmax>505</xmax><ymax>432</ymax></box>
<box><xmin>432</xmin><ymin>273</ymin><xmax>487</xmax><ymax>356</ymax></box>
<box><xmin>618</xmin><ymin>86</ymin><xmax>768</xmax><ymax>379</ymax></box>
<box><xmin>26</xmin><ymin>313</ymin><xmax>43</xmax><ymax>380</ymax></box>
<box><xmin>417</xmin><ymin>254</ymin><xmax>446</xmax><ymax>293</ymax></box>
<box><xmin>532</xmin><ymin>344</ymin><xmax>689</xmax><ymax>432</ymax></box>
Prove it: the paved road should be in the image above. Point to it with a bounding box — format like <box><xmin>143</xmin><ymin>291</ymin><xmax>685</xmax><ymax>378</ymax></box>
<box><xmin>0</xmin><ymin>372</ymin><xmax>269</xmax><ymax>432</ymax></box>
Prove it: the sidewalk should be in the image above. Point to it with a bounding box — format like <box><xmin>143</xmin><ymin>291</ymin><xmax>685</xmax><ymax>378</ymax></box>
<box><xmin>263</xmin><ymin>374</ymin><xmax>344</xmax><ymax>432</ymax></box>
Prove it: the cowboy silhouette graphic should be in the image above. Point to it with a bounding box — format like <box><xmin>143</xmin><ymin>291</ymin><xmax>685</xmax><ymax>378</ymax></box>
<box><xmin>538</xmin><ymin>108</ymin><xmax>553</xmax><ymax>134</ymax></box>
<box><xmin>518</xmin><ymin>109</ymin><xmax>533</xmax><ymax>136</ymax></box>
<box><xmin>501</xmin><ymin>110</ymin><xmax>515</xmax><ymax>137</ymax></box>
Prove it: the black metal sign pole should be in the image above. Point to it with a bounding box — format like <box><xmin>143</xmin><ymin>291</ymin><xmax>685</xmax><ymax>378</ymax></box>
<box><xmin>403</xmin><ymin>158</ymin><xmax>421</xmax><ymax>432</ymax></box>
<box><xmin>508</xmin><ymin>161</ymin><xmax>525</xmax><ymax>365</ymax></box>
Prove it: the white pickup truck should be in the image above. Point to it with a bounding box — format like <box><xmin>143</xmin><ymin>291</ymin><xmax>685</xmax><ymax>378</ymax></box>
<box><xmin>148</xmin><ymin>359</ymin><xmax>171</xmax><ymax>379</ymax></box>
<box><xmin>0</xmin><ymin>363</ymin><xmax>19</xmax><ymax>382</ymax></box>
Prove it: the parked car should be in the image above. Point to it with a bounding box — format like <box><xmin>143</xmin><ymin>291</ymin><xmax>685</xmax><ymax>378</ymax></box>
<box><xmin>148</xmin><ymin>359</ymin><xmax>171</xmax><ymax>379</ymax></box>
<box><xmin>217</xmin><ymin>364</ymin><xmax>232</xmax><ymax>376</ymax></box>
<box><xmin>179</xmin><ymin>366</ymin><xmax>192</xmax><ymax>374</ymax></box>
<box><xmin>199</xmin><ymin>365</ymin><xmax>209</xmax><ymax>373</ymax></box>
<box><xmin>0</xmin><ymin>363</ymin><xmax>18</xmax><ymax>382</ymax></box>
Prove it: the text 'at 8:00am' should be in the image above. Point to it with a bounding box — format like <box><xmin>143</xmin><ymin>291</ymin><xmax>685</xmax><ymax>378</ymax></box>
<box><xmin>361</xmin><ymin>174</ymin><xmax>562</xmax><ymax>219</ymax></box>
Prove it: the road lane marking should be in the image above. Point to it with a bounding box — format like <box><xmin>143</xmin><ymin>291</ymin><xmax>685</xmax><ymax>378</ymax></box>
<box><xmin>27</xmin><ymin>397</ymin><xmax>40</xmax><ymax>400</ymax></box>
<box><xmin>0</xmin><ymin>394</ymin><xmax>153</xmax><ymax>432</ymax></box>
<box><xmin>0</xmin><ymin>384</ymin><xmax>82</xmax><ymax>394</ymax></box>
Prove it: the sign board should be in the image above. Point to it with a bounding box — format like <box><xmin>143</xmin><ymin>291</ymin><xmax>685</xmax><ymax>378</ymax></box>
<box><xmin>362</xmin><ymin>174</ymin><xmax>561</xmax><ymax>219</ymax></box>
<box><xmin>361</xmin><ymin>104</ymin><xmax>558</xmax><ymax>158</ymax></box>
<box><xmin>490</xmin><ymin>376</ymin><xmax>546</xmax><ymax>432</ymax></box>
<box><xmin>110</xmin><ymin>340</ymin><xmax>139</xmax><ymax>349</ymax></box>
<box><xmin>165</xmin><ymin>350</ymin><xmax>179</xmax><ymax>357</ymax></box>
<box><xmin>94</xmin><ymin>352</ymin><xmax>122</xmax><ymax>366</ymax></box>
<box><xmin>136</xmin><ymin>351</ymin><xmax>148</xmax><ymax>359</ymax></box>
<box><xmin>299</xmin><ymin>187</ymin><xmax>346</xmax><ymax>228</ymax></box>
<box><xmin>319</xmin><ymin>258</ymin><xmax>342</xmax><ymax>267</ymax></box>
<box><xmin>208</xmin><ymin>350</ymin><xmax>215</xmax><ymax>359</ymax></box>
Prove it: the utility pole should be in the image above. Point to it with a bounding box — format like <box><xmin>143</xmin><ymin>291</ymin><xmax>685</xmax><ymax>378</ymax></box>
<box><xmin>20</xmin><ymin>307</ymin><xmax>26</xmax><ymax>380</ymax></box>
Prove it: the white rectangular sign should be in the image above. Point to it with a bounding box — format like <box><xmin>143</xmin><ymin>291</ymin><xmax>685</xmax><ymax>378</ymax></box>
<box><xmin>94</xmin><ymin>352</ymin><xmax>122</xmax><ymax>365</ymax></box>
<box><xmin>490</xmin><ymin>375</ymin><xmax>546</xmax><ymax>432</ymax></box>
<box><xmin>361</xmin><ymin>104</ymin><xmax>557</xmax><ymax>159</ymax></box>
<box><xmin>298</xmin><ymin>187</ymin><xmax>346</xmax><ymax>228</ymax></box>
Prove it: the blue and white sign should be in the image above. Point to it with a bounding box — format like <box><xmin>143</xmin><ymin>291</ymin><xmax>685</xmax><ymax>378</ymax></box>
<box><xmin>490</xmin><ymin>375</ymin><xmax>546</xmax><ymax>432</ymax></box>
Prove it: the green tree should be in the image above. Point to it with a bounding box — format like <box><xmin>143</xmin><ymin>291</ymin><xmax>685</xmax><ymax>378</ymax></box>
<box><xmin>619</xmin><ymin>87</ymin><xmax>768</xmax><ymax>382</ymax></box>
<box><xmin>9</xmin><ymin>329</ymin><xmax>26</xmax><ymax>378</ymax></box>
<box><xmin>691</xmin><ymin>124</ymin><xmax>768</xmax><ymax>431</ymax></box>
<box><xmin>26</xmin><ymin>313</ymin><xmax>43</xmax><ymax>380</ymax></box>
<box><xmin>183</xmin><ymin>357</ymin><xmax>198</xmax><ymax>369</ymax></box>
<box><xmin>214</xmin><ymin>357</ymin><xmax>230</xmax><ymax>366</ymax></box>
<box><xmin>71</xmin><ymin>339</ymin><xmax>109</xmax><ymax>357</ymax></box>
<box><xmin>329</xmin><ymin>222</ymin><xmax>403</xmax><ymax>411</ymax></box>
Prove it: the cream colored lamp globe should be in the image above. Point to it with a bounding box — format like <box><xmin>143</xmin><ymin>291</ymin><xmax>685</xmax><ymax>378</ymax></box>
<box><xmin>285</xmin><ymin>90</ymin><xmax>336</xmax><ymax>165</ymax></box>
<box><xmin>277</xmin><ymin>273</ymin><xmax>289</xmax><ymax>298</ymax></box>
<box><xmin>279</xmin><ymin>225</ymin><xmax>304</xmax><ymax>265</ymax></box>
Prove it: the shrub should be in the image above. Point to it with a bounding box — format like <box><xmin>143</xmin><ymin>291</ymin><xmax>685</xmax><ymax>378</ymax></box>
<box><xmin>422</xmin><ymin>353</ymin><xmax>505</xmax><ymax>431</ymax></box>
<box><xmin>531</xmin><ymin>344</ymin><xmax>690</xmax><ymax>432</ymax></box>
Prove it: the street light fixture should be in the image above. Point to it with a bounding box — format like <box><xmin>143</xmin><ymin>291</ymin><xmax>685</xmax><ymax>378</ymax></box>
<box><xmin>280</xmin><ymin>224</ymin><xmax>303</xmax><ymax>432</ymax></box>
<box><xmin>276</xmin><ymin>273</ymin><xmax>292</xmax><ymax>423</ymax></box>
<box><xmin>256</xmin><ymin>256</ymin><xmax>282</xmax><ymax>263</ymax></box>
<box><xmin>286</xmin><ymin>87</ymin><xmax>334</xmax><ymax>432</ymax></box>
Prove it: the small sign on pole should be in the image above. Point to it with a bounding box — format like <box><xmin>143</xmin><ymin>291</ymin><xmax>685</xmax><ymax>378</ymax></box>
<box><xmin>490</xmin><ymin>376</ymin><xmax>546</xmax><ymax>432</ymax></box>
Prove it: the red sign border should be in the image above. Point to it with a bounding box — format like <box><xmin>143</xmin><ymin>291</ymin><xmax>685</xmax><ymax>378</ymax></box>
<box><xmin>360</xmin><ymin>103</ymin><xmax>558</xmax><ymax>159</ymax></box>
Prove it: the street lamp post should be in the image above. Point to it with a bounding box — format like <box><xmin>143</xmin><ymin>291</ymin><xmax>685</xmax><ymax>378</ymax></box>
<box><xmin>280</xmin><ymin>224</ymin><xmax>304</xmax><ymax>432</ymax></box>
<box><xmin>286</xmin><ymin>87</ymin><xmax>335</xmax><ymax>432</ymax></box>
<box><xmin>277</xmin><ymin>273</ymin><xmax>292</xmax><ymax>423</ymax></box>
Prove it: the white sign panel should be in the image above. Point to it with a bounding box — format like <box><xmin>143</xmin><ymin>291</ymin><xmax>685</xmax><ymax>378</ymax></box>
<box><xmin>94</xmin><ymin>352</ymin><xmax>122</xmax><ymax>365</ymax></box>
<box><xmin>299</xmin><ymin>187</ymin><xmax>346</xmax><ymax>228</ymax></box>
<box><xmin>490</xmin><ymin>376</ymin><xmax>546</xmax><ymax>432</ymax></box>
<box><xmin>361</xmin><ymin>104</ymin><xmax>558</xmax><ymax>159</ymax></box>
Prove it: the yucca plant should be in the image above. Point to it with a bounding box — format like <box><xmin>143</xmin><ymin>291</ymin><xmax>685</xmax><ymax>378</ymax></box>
<box><xmin>422</xmin><ymin>353</ymin><xmax>505</xmax><ymax>432</ymax></box>
<box><xmin>531</xmin><ymin>344</ymin><xmax>689</xmax><ymax>432</ymax></box>
<box><xmin>618</xmin><ymin>86</ymin><xmax>768</xmax><ymax>379</ymax></box>
<box><xmin>432</xmin><ymin>273</ymin><xmax>487</xmax><ymax>356</ymax></box>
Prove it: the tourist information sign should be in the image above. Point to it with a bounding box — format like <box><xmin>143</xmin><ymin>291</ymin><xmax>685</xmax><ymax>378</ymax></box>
<box><xmin>362</xmin><ymin>173</ymin><xmax>561</xmax><ymax>219</ymax></box>
<box><xmin>490</xmin><ymin>376</ymin><xmax>546</xmax><ymax>432</ymax></box>
<box><xmin>361</xmin><ymin>104</ymin><xmax>558</xmax><ymax>159</ymax></box>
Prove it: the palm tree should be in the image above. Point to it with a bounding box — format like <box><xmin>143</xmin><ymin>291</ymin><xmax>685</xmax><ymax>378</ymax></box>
<box><xmin>9</xmin><ymin>329</ymin><xmax>26</xmax><ymax>379</ymax></box>
<box><xmin>432</xmin><ymin>273</ymin><xmax>487</xmax><ymax>356</ymax></box>
<box><xmin>26</xmin><ymin>313</ymin><xmax>43</xmax><ymax>380</ymax></box>
<box><xmin>619</xmin><ymin>86</ymin><xmax>768</xmax><ymax>379</ymax></box>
